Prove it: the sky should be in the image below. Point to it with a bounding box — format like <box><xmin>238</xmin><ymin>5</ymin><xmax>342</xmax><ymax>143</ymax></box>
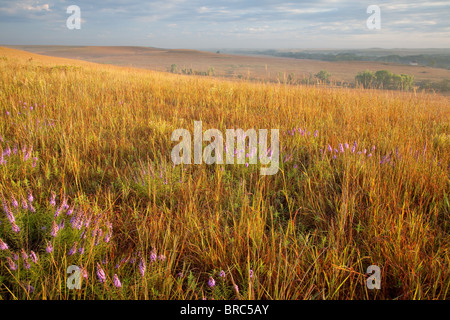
<box><xmin>0</xmin><ymin>0</ymin><xmax>449</xmax><ymax>49</ymax></box>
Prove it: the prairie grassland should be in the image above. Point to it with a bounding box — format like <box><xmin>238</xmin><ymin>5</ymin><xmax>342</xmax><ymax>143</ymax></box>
<box><xmin>0</xmin><ymin>47</ymin><xmax>449</xmax><ymax>300</ymax></box>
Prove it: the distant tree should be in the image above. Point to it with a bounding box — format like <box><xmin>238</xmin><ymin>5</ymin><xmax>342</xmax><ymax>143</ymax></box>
<box><xmin>356</xmin><ymin>69</ymin><xmax>414</xmax><ymax>90</ymax></box>
<box><xmin>170</xmin><ymin>64</ymin><xmax>178</xmax><ymax>73</ymax></box>
<box><xmin>315</xmin><ymin>70</ymin><xmax>331</xmax><ymax>83</ymax></box>
<box><xmin>355</xmin><ymin>70</ymin><xmax>376</xmax><ymax>88</ymax></box>
<box><xmin>208</xmin><ymin>66</ymin><xmax>215</xmax><ymax>76</ymax></box>
<box><xmin>400</xmin><ymin>74</ymin><xmax>414</xmax><ymax>90</ymax></box>
<box><xmin>374</xmin><ymin>70</ymin><xmax>393</xmax><ymax>89</ymax></box>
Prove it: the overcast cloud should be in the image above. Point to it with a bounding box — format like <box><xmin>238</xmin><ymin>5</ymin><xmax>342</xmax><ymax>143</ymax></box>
<box><xmin>0</xmin><ymin>0</ymin><xmax>448</xmax><ymax>48</ymax></box>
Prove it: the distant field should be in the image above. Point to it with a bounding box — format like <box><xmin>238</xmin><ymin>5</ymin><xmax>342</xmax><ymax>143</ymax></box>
<box><xmin>0</xmin><ymin>46</ymin><xmax>449</xmax><ymax>300</ymax></box>
<box><xmin>6</xmin><ymin>45</ymin><xmax>450</xmax><ymax>85</ymax></box>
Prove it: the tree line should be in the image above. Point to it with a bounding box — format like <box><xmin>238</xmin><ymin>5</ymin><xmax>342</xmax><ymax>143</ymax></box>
<box><xmin>355</xmin><ymin>70</ymin><xmax>415</xmax><ymax>90</ymax></box>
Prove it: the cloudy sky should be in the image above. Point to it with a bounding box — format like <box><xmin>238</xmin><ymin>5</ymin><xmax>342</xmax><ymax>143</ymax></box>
<box><xmin>0</xmin><ymin>0</ymin><xmax>449</xmax><ymax>49</ymax></box>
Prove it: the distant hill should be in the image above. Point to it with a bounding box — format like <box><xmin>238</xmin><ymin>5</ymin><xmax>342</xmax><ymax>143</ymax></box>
<box><xmin>3</xmin><ymin>45</ymin><xmax>450</xmax><ymax>87</ymax></box>
<box><xmin>224</xmin><ymin>48</ymin><xmax>450</xmax><ymax>70</ymax></box>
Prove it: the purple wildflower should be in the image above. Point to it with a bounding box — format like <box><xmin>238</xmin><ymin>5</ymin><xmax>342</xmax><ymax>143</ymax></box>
<box><xmin>66</xmin><ymin>206</ymin><xmax>74</xmax><ymax>216</ymax></box>
<box><xmin>54</xmin><ymin>206</ymin><xmax>62</xmax><ymax>218</ymax></box>
<box><xmin>113</xmin><ymin>274</ymin><xmax>122</xmax><ymax>288</ymax></box>
<box><xmin>2</xmin><ymin>201</ymin><xmax>14</xmax><ymax>223</ymax></box>
<box><xmin>94</xmin><ymin>229</ymin><xmax>103</xmax><ymax>246</ymax></box>
<box><xmin>46</xmin><ymin>241</ymin><xmax>53</xmax><ymax>253</ymax></box>
<box><xmin>21</xmin><ymin>248</ymin><xmax>28</xmax><ymax>260</ymax></box>
<box><xmin>11</xmin><ymin>222</ymin><xmax>20</xmax><ymax>233</ymax></box>
<box><xmin>96</xmin><ymin>263</ymin><xmax>106</xmax><ymax>283</ymax></box>
<box><xmin>73</xmin><ymin>211</ymin><xmax>84</xmax><ymax>230</ymax></box>
<box><xmin>61</xmin><ymin>196</ymin><xmax>69</xmax><ymax>210</ymax></box>
<box><xmin>21</xmin><ymin>196</ymin><xmax>28</xmax><ymax>210</ymax></box>
<box><xmin>327</xmin><ymin>144</ymin><xmax>332</xmax><ymax>152</ymax></box>
<box><xmin>23</xmin><ymin>259</ymin><xmax>31</xmax><ymax>270</ymax></box>
<box><xmin>50</xmin><ymin>192</ymin><xmax>56</xmax><ymax>207</ymax></box>
<box><xmin>0</xmin><ymin>238</ymin><xmax>8</xmax><ymax>250</ymax></box>
<box><xmin>51</xmin><ymin>220</ymin><xmax>59</xmax><ymax>237</ymax></box>
<box><xmin>81</xmin><ymin>266</ymin><xmax>88</xmax><ymax>279</ymax></box>
<box><xmin>150</xmin><ymin>251</ymin><xmax>157</xmax><ymax>262</ymax></box>
<box><xmin>11</xmin><ymin>195</ymin><xmax>18</xmax><ymax>208</ymax></box>
<box><xmin>104</xmin><ymin>232</ymin><xmax>111</xmax><ymax>243</ymax></box>
<box><xmin>314</xmin><ymin>130</ymin><xmax>318</xmax><ymax>138</ymax></box>
<box><xmin>24</xmin><ymin>283</ymin><xmax>34</xmax><ymax>294</ymax></box>
<box><xmin>159</xmin><ymin>254</ymin><xmax>166</xmax><ymax>261</ymax></box>
<box><xmin>339</xmin><ymin>143</ymin><xmax>344</xmax><ymax>153</ymax></box>
<box><xmin>249</xmin><ymin>269</ymin><xmax>254</xmax><ymax>278</ymax></box>
<box><xmin>208</xmin><ymin>276</ymin><xmax>215</xmax><ymax>288</ymax></box>
<box><xmin>6</xmin><ymin>210</ymin><xmax>15</xmax><ymax>224</ymax></box>
<box><xmin>68</xmin><ymin>242</ymin><xmax>77</xmax><ymax>256</ymax></box>
<box><xmin>30</xmin><ymin>251</ymin><xmax>38</xmax><ymax>263</ymax></box>
<box><xmin>23</xmin><ymin>150</ymin><xmax>31</xmax><ymax>162</ymax></box>
<box><xmin>70</xmin><ymin>212</ymin><xmax>77</xmax><ymax>228</ymax></box>
<box><xmin>380</xmin><ymin>154</ymin><xmax>389</xmax><ymax>164</ymax></box>
<box><xmin>234</xmin><ymin>284</ymin><xmax>239</xmax><ymax>293</ymax></box>
<box><xmin>11</xmin><ymin>252</ymin><xmax>18</xmax><ymax>260</ymax></box>
<box><xmin>220</xmin><ymin>270</ymin><xmax>226</xmax><ymax>278</ymax></box>
<box><xmin>6</xmin><ymin>257</ymin><xmax>17</xmax><ymax>270</ymax></box>
<box><xmin>27</xmin><ymin>191</ymin><xmax>33</xmax><ymax>203</ymax></box>
<box><xmin>83</xmin><ymin>212</ymin><xmax>91</xmax><ymax>228</ymax></box>
<box><xmin>139</xmin><ymin>257</ymin><xmax>146</xmax><ymax>277</ymax></box>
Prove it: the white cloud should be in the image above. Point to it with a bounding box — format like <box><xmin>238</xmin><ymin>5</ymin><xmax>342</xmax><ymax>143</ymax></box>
<box><xmin>274</xmin><ymin>6</ymin><xmax>338</xmax><ymax>15</ymax></box>
<box><xmin>25</xmin><ymin>3</ymin><xmax>51</xmax><ymax>12</ymax></box>
<box><xmin>0</xmin><ymin>1</ymin><xmax>51</xmax><ymax>14</ymax></box>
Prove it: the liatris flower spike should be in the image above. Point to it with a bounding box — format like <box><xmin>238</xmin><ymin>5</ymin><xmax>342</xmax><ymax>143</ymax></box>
<box><xmin>0</xmin><ymin>238</ymin><xmax>8</xmax><ymax>250</ymax></box>
<box><xmin>114</xmin><ymin>274</ymin><xmax>122</xmax><ymax>288</ymax></box>
<box><xmin>96</xmin><ymin>263</ymin><xmax>106</xmax><ymax>283</ymax></box>
<box><xmin>208</xmin><ymin>276</ymin><xmax>215</xmax><ymax>288</ymax></box>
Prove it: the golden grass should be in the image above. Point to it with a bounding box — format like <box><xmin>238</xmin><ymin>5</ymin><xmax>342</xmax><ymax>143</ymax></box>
<box><xmin>0</xmin><ymin>46</ymin><xmax>449</xmax><ymax>300</ymax></box>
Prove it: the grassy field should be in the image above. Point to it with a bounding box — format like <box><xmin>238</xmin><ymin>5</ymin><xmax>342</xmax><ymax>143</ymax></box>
<box><xmin>0</xmin><ymin>46</ymin><xmax>449</xmax><ymax>300</ymax></box>
<box><xmin>7</xmin><ymin>45</ymin><xmax>450</xmax><ymax>85</ymax></box>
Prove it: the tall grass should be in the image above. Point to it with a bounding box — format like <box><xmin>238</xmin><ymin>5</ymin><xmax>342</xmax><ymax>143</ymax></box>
<box><xmin>0</xmin><ymin>47</ymin><xmax>448</xmax><ymax>300</ymax></box>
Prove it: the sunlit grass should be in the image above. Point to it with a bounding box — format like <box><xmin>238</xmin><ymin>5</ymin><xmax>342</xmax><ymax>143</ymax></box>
<box><xmin>0</xmin><ymin>47</ymin><xmax>449</xmax><ymax>300</ymax></box>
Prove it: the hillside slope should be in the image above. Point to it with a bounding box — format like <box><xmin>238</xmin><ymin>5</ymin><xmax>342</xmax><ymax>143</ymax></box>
<box><xmin>0</xmin><ymin>46</ymin><xmax>449</xmax><ymax>300</ymax></box>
